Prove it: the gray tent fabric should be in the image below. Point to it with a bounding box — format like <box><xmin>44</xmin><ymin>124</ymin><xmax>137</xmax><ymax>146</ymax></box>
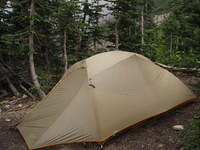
<box><xmin>17</xmin><ymin>51</ymin><xmax>197</xmax><ymax>149</ymax></box>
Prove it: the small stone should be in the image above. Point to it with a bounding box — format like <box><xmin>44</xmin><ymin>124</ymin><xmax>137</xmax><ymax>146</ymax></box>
<box><xmin>4</xmin><ymin>104</ymin><xmax>10</xmax><ymax>109</ymax></box>
<box><xmin>0</xmin><ymin>108</ymin><xmax>2</xmax><ymax>113</ymax></box>
<box><xmin>173</xmin><ymin>125</ymin><xmax>184</xmax><ymax>131</ymax></box>
<box><xmin>180</xmin><ymin>147</ymin><xmax>184</xmax><ymax>150</ymax></box>
<box><xmin>5</xmin><ymin>118</ymin><xmax>11</xmax><ymax>122</ymax></box>
<box><xmin>22</xmin><ymin>94</ymin><xmax>28</xmax><ymax>98</ymax></box>
<box><xmin>169</xmin><ymin>137</ymin><xmax>175</xmax><ymax>143</ymax></box>
<box><xmin>158</xmin><ymin>144</ymin><xmax>164</xmax><ymax>148</ymax></box>
<box><xmin>18</xmin><ymin>104</ymin><xmax>23</xmax><ymax>107</ymax></box>
<box><xmin>11</xmin><ymin>96</ymin><xmax>16</xmax><ymax>99</ymax></box>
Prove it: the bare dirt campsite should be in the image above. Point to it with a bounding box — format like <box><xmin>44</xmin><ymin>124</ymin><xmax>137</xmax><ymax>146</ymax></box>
<box><xmin>0</xmin><ymin>73</ymin><xmax>199</xmax><ymax>150</ymax></box>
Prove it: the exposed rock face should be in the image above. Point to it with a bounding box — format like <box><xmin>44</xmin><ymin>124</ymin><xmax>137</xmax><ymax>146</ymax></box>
<box><xmin>154</xmin><ymin>12</ymin><xmax>170</xmax><ymax>25</ymax></box>
<box><xmin>89</xmin><ymin>40</ymin><xmax>115</xmax><ymax>50</ymax></box>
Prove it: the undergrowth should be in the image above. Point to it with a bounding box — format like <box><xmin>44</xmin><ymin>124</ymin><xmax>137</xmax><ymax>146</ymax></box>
<box><xmin>181</xmin><ymin>119</ymin><xmax>200</xmax><ymax>150</ymax></box>
<box><xmin>181</xmin><ymin>82</ymin><xmax>200</xmax><ymax>150</ymax></box>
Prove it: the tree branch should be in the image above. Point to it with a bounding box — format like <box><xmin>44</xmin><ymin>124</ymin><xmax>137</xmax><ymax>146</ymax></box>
<box><xmin>156</xmin><ymin>62</ymin><xmax>200</xmax><ymax>73</ymax></box>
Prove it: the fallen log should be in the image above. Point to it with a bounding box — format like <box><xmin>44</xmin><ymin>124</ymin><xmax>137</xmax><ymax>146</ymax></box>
<box><xmin>0</xmin><ymin>90</ymin><xmax>8</xmax><ymax>98</ymax></box>
<box><xmin>0</xmin><ymin>59</ymin><xmax>33</xmax><ymax>87</ymax></box>
<box><xmin>155</xmin><ymin>62</ymin><xmax>200</xmax><ymax>73</ymax></box>
<box><xmin>5</xmin><ymin>76</ymin><xmax>21</xmax><ymax>97</ymax></box>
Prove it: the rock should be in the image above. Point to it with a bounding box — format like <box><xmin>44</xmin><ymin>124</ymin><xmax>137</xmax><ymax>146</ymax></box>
<box><xmin>11</xmin><ymin>96</ymin><xmax>16</xmax><ymax>99</ymax></box>
<box><xmin>5</xmin><ymin>104</ymin><xmax>10</xmax><ymax>109</ymax></box>
<box><xmin>169</xmin><ymin>136</ymin><xmax>175</xmax><ymax>143</ymax></box>
<box><xmin>173</xmin><ymin>125</ymin><xmax>184</xmax><ymax>131</ymax></box>
<box><xmin>18</xmin><ymin>104</ymin><xmax>23</xmax><ymax>107</ymax></box>
<box><xmin>158</xmin><ymin>144</ymin><xmax>164</xmax><ymax>148</ymax></box>
<box><xmin>22</xmin><ymin>94</ymin><xmax>28</xmax><ymax>99</ymax></box>
<box><xmin>193</xmin><ymin>114</ymin><xmax>200</xmax><ymax>119</ymax></box>
<box><xmin>5</xmin><ymin>118</ymin><xmax>11</xmax><ymax>122</ymax></box>
<box><xmin>0</xmin><ymin>108</ymin><xmax>2</xmax><ymax>113</ymax></box>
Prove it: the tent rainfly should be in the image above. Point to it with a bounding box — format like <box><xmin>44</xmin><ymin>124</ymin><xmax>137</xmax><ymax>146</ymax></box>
<box><xmin>17</xmin><ymin>51</ymin><xmax>197</xmax><ymax>149</ymax></box>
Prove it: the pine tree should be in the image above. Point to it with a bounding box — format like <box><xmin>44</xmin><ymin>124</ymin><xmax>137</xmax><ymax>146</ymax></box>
<box><xmin>106</xmin><ymin>0</ymin><xmax>155</xmax><ymax>53</ymax></box>
<box><xmin>1</xmin><ymin>0</ymin><xmax>57</xmax><ymax>98</ymax></box>
<box><xmin>29</xmin><ymin>0</ymin><xmax>46</xmax><ymax>98</ymax></box>
<box><xmin>56</xmin><ymin>0</ymin><xmax>82</xmax><ymax>70</ymax></box>
<box><xmin>160</xmin><ymin>0</ymin><xmax>200</xmax><ymax>67</ymax></box>
<box><xmin>87</xmin><ymin>0</ymin><xmax>107</xmax><ymax>51</ymax></box>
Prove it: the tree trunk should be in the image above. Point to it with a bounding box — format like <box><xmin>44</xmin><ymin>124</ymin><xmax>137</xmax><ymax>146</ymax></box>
<box><xmin>93</xmin><ymin>39</ymin><xmax>97</xmax><ymax>51</ymax></box>
<box><xmin>141</xmin><ymin>6</ymin><xmax>144</xmax><ymax>53</ymax></box>
<box><xmin>78</xmin><ymin>34</ymin><xmax>82</xmax><ymax>50</ymax></box>
<box><xmin>63</xmin><ymin>30</ymin><xmax>68</xmax><ymax>71</ymax></box>
<box><xmin>115</xmin><ymin>17</ymin><xmax>120</xmax><ymax>49</ymax></box>
<box><xmin>78</xmin><ymin>8</ymin><xmax>87</xmax><ymax>50</ymax></box>
<box><xmin>170</xmin><ymin>33</ymin><xmax>173</xmax><ymax>56</ymax></box>
<box><xmin>128</xmin><ymin>26</ymin><xmax>132</xmax><ymax>36</ymax></box>
<box><xmin>5</xmin><ymin>76</ymin><xmax>20</xmax><ymax>97</ymax></box>
<box><xmin>29</xmin><ymin>0</ymin><xmax>46</xmax><ymax>99</ymax></box>
<box><xmin>175</xmin><ymin>36</ymin><xmax>179</xmax><ymax>51</ymax></box>
<box><xmin>45</xmin><ymin>48</ymin><xmax>50</xmax><ymax>73</ymax></box>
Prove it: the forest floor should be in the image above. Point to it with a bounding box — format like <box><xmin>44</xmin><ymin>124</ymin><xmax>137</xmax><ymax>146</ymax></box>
<box><xmin>0</xmin><ymin>73</ymin><xmax>199</xmax><ymax>150</ymax></box>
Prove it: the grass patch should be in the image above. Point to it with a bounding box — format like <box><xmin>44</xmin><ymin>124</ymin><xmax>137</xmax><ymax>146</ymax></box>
<box><xmin>181</xmin><ymin>119</ymin><xmax>200</xmax><ymax>150</ymax></box>
<box><xmin>180</xmin><ymin>80</ymin><xmax>200</xmax><ymax>150</ymax></box>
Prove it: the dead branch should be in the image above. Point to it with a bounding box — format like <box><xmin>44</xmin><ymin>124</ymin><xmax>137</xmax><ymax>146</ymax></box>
<box><xmin>155</xmin><ymin>62</ymin><xmax>200</xmax><ymax>73</ymax></box>
<box><xmin>0</xmin><ymin>59</ymin><xmax>33</xmax><ymax>87</ymax></box>
<box><xmin>5</xmin><ymin>76</ymin><xmax>21</xmax><ymax>97</ymax></box>
<box><xmin>20</xmin><ymin>84</ymin><xmax>36</xmax><ymax>100</ymax></box>
<box><xmin>0</xmin><ymin>90</ymin><xmax>8</xmax><ymax>98</ymax></box>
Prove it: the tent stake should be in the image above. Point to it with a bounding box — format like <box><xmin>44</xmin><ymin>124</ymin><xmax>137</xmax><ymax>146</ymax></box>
<box><xmin>82</xmin><ymin>142</ymin><xmax>87</xmax><ymax>148</ymax></box>
<box><xmin>100</xmin><ymin>144</ymin><xmax>104</xmax><ymax>150</ymax></box>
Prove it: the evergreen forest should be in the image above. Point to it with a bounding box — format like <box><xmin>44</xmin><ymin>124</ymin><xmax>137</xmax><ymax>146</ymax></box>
<box><xmin>1</xmin><ymin>0</ymin><xmax>199</xmax><ymax>97</ymax></box>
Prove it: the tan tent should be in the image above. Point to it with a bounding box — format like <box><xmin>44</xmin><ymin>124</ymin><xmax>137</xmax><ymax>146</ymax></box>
<box><xmin>17</xmin><ymin>51</ymin><xmax>197</xmax><ymax>149</ymax></box>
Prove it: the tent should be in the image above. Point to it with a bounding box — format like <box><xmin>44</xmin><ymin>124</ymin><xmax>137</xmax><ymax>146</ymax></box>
<box><xmin>17</xmin><ymin>51</ymin><xmax>197</xmax><ymax>149</ymax></box>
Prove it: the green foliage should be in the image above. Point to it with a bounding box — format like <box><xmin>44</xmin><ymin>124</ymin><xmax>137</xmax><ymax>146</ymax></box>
<box><xmin>38</xmin><ymin>71</ymin><xmax>58</xmax><ymax>93</ymax></box>
<box><xmin>0</xmin><ymin>0</ymin><xmax>199</xmax><ymax>95</ymax></box>
<box><xmin>146</xmin><ymin>0</ymin><xmax>200</xmax><ymax>68</ymax></box>
<box><xmin>153</xmin><ymin>0</ymin><xmax>172</xmax><ymax>13</ymax></box>
<box><xmin>180</xmin><ymin>81</ymin><xmax>200</xmax><ymax>150</ymax></box>
<box><xmin>154</xmin><ymin>51</ymin><xmax>200</xmax><ymax>68</ymax></box>
<box><xmin>189</xmin><ymin>81</ymin><xmax>200</xmax><ymax>96</ymax></box>
<box><xmin>106</xmin><ymin>0</ymin><xmax>155</xmax><ymax>52</ymax></box>
<box><xmin>181</xmin><ymin>119</ymin><xmax>200</xmax><ymax>150</ymax></box>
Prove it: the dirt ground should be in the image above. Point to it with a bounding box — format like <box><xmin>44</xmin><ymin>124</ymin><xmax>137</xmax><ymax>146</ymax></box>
<box><xmin>0</xmin><ymin>73</ymin><xmax>199</xmax><ymax>150</ymax></box>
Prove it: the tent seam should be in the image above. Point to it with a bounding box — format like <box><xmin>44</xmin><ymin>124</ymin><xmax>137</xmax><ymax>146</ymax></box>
<box><xmin>85</xmin><ymin>60</ymin><xmax>101</xmax><ymax>139</ymax></box>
